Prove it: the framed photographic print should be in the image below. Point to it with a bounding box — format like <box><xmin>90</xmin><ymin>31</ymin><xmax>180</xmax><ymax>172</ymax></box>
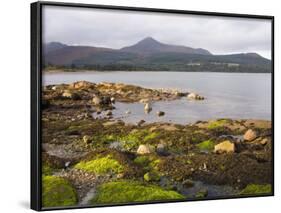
<box><xmin>31</xmin><ymin>1</ymin><xmax>274</xmax><ymax>211</ymax></box>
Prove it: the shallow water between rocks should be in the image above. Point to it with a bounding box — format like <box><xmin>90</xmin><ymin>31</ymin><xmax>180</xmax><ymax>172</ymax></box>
<box><xmin>44</xmin><ymin>71</ymin><xmax>271</xmax><ymax>124</ymax></box>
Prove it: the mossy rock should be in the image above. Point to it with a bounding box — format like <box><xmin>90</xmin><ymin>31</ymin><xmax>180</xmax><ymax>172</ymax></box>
<box><xmin>74</xmin><ymin>155</ymin><xmax>124</xmax><ymax>174</ymax></box>
<box><xmin>90</xmin><ymin>134</ymin><xmax>118</xmax><ymax>148</ymax></box>
<box><xmin>134</xmin><ymin>155</ymin><xmax>162</xmax><ymax>174</ymax></box>
<box><xmin>195</xmin><ymin>189</ymin><xmax>208</xmax><ymax>198</ymax></box>
<box><xmin>91</xmin><ymin>181</ymin><xmax>184</xmax><ymax>204</ymax></box>
<box><xmin>42</xmin><ymin>176</ymin><xmax>77</xmax><ymax>207</ymax></box>
<box><xmin>240</xmin><ymin>184</ymin><xmax>271</xmax><ymax>195</ymax></box>
<box><xmin>134</xmin><ymin>156</ymin><xmax>151</xmax><ymax>167</ymax></box>
<box><xmin>42</xmin><ymin>164</ymin><xmax>54</xmax><ymax>175</ymax></box>
<box><xmin>196</xmin><ymin>140</ymin><xmax>214</xmax><ymax>151</ymax></box>
<box><xmin>144</xmin><ymin>171</ymin><xmax>161</xmax><ymax>182</ymax></box>
<box><xmin>207</xmin><ymin>119</ymin><xmax>229</xmax><ymax>130</ymax></box>
<box><xmin>118</xmin><ymin>129</ymin><xmax>159</xmax><ymax>151</ymax></box>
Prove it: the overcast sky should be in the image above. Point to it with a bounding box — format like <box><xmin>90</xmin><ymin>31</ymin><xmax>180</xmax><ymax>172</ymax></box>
<box><xmin>42</xmin><ymin>5</ymin><xmax>272</xmax><ymax>59</ymax></box>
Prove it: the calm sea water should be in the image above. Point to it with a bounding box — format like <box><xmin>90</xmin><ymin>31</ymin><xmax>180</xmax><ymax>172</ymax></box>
<box><xmin>43</xmin><ymin>71</ymin><xmax>271</xmax><ymax>124</ymax></box>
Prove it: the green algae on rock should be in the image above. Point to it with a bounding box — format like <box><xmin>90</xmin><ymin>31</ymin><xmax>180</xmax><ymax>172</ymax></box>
<box><xmin>144</xmin><ymin>171</ymin><xmax>161</xmax><ymax>182</ymax></box>
<box><xmin>195</xmin><ymin>189</ymin><xmax>208</xmax><ymax>198</ymax></box>
<box><xmin>240</xmin><ymin>184</ymin><xmax>271</xmax><ymax>195</ymax></box>
<box><xmin>118</xmin><ymin>129</ymin><xmax>159</xmax><ymax>151</ymax></box>
<box><xmin>91</xmin><ymin>181</ymin><xmax>184</xmax><ymax>204</ymax></box>
<box><xmin>134</xmin><ymin>156</ymin><xmax>151</xmax><ymax>167</ymax></box>
<box><xmin>74</xmin><ymin>155</ymin><xmax>124</xmax><ymax>174</ymax></box>
<box><xmin>207</xmin><ymin>119</ymin><xmax>229</xmax><ymax>129</ymax></box>
<box><xmin>42</xmin><ymin>164</ymin><xmax>54</xmax><ymax>176</ymax></box>
<box><xmin>42</xmin><ymin>175</ymin><xmax>78</xmax><ymax>207</ymax></box>
<box><xmin>134</xmin><ymin>155</ymin><xmax>162</xmax><ymax>173</ymax></box>
<box><xmin>196</xmin><ymin>140</ymin><xmax>214</xmax><ymax>151</ymax></box>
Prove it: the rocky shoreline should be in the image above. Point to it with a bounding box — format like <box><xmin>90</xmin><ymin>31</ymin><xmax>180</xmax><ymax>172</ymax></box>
<box><xmin>41</xmin><ymin>81</ymin><xmax>272</xmax><ymax>208</ymax></box>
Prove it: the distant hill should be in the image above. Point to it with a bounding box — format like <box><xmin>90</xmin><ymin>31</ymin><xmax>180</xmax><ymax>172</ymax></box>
<box><xmin>120</xmin><ymin>37</ymin><xmax>211</xmax><ymax>55</ymax></box>
<box><xmin>43</xmin><ymin>42</ymin><xmax>67</xmax><ymax>54</ymax></box>
<box><xmin>43</xmin><ymin>37</ymin><xmax>271</xmax><ymax>73</ymax></box>
<box><xmin>44</xmin><ymin>45</ymin><xmax>115</xmax><ymax>65</ymax></box>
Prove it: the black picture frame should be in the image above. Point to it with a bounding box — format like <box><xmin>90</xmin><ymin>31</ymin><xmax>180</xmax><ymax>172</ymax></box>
<box><xmin>31</xmin><ymin>1</ymin><xmax>274</xmax><ymax>211</ymax></box>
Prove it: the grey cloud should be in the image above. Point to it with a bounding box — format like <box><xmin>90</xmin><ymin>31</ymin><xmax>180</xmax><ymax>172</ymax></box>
<box><xmin>42</xmin><ymin>5</ymin><xmax>271</xmax><ymax>59</ymax></box>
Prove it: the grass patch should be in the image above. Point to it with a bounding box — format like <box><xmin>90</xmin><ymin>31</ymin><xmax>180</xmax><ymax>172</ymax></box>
<box><xmin>240</xmin><ymin>184</ymin><xmax>271</xmax><ymax>195</ymax></box>
<box><xmin>74</xmin><ymin>155</ymin><xmax>124</xmax><ymax>174</ymax></box>
<box><xmin>42</xmin><ymin>176</ymin><xmax>77</xmax><ymax>207</ymax></box>
<box><xmin>196</xmin><ymin>140</ymin><xmax>214</xmax><ymax>151</ymax></box>
<box><xmin>91</xmin><ymin>181</ymin><xmax>184</xmax><ymax>204</ymax></box>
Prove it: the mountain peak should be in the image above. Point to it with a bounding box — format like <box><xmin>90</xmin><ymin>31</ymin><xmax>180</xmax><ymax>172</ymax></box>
<box><xmin>139</xmin><ymin>36</ymin><xmax>159</xmax><ymax>43</ymax></box>
<box><xmin>135</xmin><ymin>36</ymin><xmax>163</xmax><ymax>46</ymax></box>
<box><xmin>121</xmin><ymin>37</ymin><xmax>211</xmax><ymax>55</ymax></box>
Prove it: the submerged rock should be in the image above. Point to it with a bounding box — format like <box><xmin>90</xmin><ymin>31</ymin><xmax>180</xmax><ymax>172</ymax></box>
<box><xmin>157</xmin><ymin>111</ymin><xmax>165</xmax><ymax>117</ymax></box>
<box><xmin>244</xmin><ymin>129</ymin><xmax>257</xmax><ymax>141</ymax></box>
<box><xmin>214</xmin><ymin>140</ymin><xmax>235</xmax><ymax>153</ymax></box>
<box><xmin>125</xmin><ymin>110</ymin><xmax>131</xmax><ymax>114</ymax></box>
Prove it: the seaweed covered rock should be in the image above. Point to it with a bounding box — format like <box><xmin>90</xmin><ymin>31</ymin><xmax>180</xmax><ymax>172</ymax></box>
<box><xmin>42</xmin><ymin>176</ymin><xmax>77</xmax><ymax>207</ymax></box>
<box><xmin>195</xmin><ymin>189</ymin><xmax>208</xmax><ymax>198</ymax></box>
<box><xmin>91</xmin><ymin>181</ymin><xmax>184</xmax><ymax>204</ymax></box>
<box><xmin>196</xmin><ymin>140</ymin><xmax>214</xmax><ymax>152</ymax></box>
<box><xmin>74</xmin><ymin>155</ymin><xmax>124</xmax><ymax>175</ymax></box>
<box><xmin>144</xmin><ymin>171</ymin><xmax>161</xmax><ymax>182</ymax></box>
<box><xmin>240</xmin><ymin>184</ymin><xmax>271</xmax><ymax>195</ymax></box>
